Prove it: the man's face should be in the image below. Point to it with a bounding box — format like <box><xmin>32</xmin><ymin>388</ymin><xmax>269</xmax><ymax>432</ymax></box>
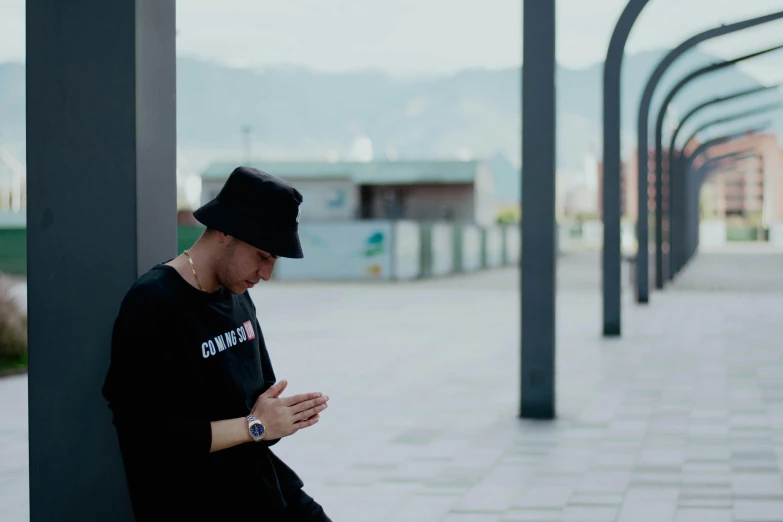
<box><xmin>216</xmin><ymin>235</ymin><xmax>278</xmax><ymax>294</ymax></box>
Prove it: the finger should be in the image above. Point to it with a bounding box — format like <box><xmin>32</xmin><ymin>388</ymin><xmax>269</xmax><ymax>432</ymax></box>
<box><xmin>293</xmin><ymin>402</ymin><xmax>328</xmax><ymax>422</ymax></box>
<box><xmin>262</xmin><ymin>380</ymin><xmax>287</xmax><ymax>398</ymax></box>
<box><xmin>280</xmin><ymin>391</ymin><xmax>324</xmax><ymax>407</ymax></box>
<box><xmin>291</xmin><ymin>396</ymin><xmax>329</xmax><ymax>415</ymax></box>
<box><xmin>293</xmin><ymin>413</ymin><xmax>320</xmax><ymax>430</ymax></box>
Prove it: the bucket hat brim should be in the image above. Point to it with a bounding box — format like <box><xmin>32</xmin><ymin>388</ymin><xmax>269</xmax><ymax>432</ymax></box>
<box><xmin>193</xmin><ymin>199</ymin><xmax>304</xmax><ymax>259</ymax></box>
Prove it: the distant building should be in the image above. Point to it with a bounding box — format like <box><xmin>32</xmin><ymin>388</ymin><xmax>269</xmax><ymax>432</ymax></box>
<box><xmin>701</xmin><ymin>133</ymin><xmax>782</xmax><ymax>224</ymax></box>
<box><xmin>596</xmin><ymin>157</ymin><xmax>636</xmax><ymax>220</ymax></box>
<box><xmin>557</xmin><ymin>155</ymin><xmax>601</xmax><ymax>218</ymax></box>
<box><xmin>564</xmin><ymin>186</ymin><xmax>598</xmax><ymax>217</ymax></box>
<box><xmin>200</xmin><ymin>159</ymin><xmax>497</xmax><ymax>227</ymax></box>
<box><xmin>596</xmin><ymin>132</ymin><xmax>783</xmax><ymax>224</ymax></box>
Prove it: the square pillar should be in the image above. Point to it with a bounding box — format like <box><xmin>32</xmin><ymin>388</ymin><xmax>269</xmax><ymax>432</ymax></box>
<box><xmin>26</xmin><ymin>1</ymin><xmax>176</xmax><ymax>519</ymax></box>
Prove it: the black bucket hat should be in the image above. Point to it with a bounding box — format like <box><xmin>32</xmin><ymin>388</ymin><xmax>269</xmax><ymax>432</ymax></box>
<box><xmin>193</xmin><ymin>166</ymin><xmax>304</xmax><ymax>258</ymax></box>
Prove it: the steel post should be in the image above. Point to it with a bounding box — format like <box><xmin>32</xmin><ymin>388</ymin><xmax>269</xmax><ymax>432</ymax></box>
<box><xmin>520</xmin><ymin>0</ymin><xmax>556</xmax><ymax>419</ymax></box>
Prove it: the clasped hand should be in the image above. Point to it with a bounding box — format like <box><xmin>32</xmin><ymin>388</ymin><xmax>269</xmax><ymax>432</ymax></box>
<box><xmin>251</xmin><ymin>380</ymin><xmax>329</xmax><ymax>440</ymax></box>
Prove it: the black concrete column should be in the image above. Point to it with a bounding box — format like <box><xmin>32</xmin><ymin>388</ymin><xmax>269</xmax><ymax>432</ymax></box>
<box><xmin>520</xmin><ymin>0</ymin><xmax>556</xmax><ymax>419</ymax></box>
<box><xmin>26</xmin><ymin>1</ymin><xmax>177</xmax><ymax>520</ymax></box>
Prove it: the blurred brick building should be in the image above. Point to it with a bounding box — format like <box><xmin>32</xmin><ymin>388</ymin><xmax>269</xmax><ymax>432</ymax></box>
<box><xmin>597</xmin><ymin>132</ymin><xmax>783</xmax><ymax>224</ymax></box>
<box><xmin>701</xmin><ymin>132</ymin><xmax>782</xmax><ymax>222</ymax></box>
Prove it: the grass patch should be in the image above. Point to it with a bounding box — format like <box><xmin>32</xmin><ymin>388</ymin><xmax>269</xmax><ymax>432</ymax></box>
<box><xmin>0</xmin><ymin>354</ymin><xmax>27</xmax><ymax>373</ymax></box>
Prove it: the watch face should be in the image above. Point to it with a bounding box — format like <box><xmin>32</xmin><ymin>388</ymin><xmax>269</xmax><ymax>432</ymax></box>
<box><xmin>250</xmin><ymin>423</ymin><xmax>265</xmax><ymax>438</ymax></box>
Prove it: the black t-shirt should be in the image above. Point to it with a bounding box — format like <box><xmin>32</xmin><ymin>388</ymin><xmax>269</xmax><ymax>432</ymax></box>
<box><xmin>102</xmin><ymin>263</ymin><xmax>325</xmax><ymax>521</ymax></box>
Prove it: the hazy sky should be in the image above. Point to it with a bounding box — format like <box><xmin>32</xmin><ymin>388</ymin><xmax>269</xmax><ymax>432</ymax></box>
<box><xmin>2</xmin><ymin>0</ymin><xmax>783</xmax><ymax>81</ymax></box>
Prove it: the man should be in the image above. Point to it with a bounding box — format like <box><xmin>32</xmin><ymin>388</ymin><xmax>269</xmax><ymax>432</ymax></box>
<box><xmin>102</xmin><ymin>166</ymin><xmax>331</xmax><ymax>521</ymax></box>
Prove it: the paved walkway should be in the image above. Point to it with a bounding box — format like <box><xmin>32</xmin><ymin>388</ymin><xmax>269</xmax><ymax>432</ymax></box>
<box><xmin>2</xmin><ymin>247</ymin><xmax>783</xmax><ymax>521</ymax></box>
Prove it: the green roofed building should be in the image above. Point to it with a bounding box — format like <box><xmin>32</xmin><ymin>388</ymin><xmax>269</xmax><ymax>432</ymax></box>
<box><xmin>200</xmin><ymin>159</ymin><xmax>497</xmax><ymax>226</ymax></box>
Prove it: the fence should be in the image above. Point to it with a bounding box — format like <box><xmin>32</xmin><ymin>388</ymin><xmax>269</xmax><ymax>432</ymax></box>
<box><xmin>0</xmin><ymin>221</ymin><xmax>521</xmax><ymax>279</ymax></box>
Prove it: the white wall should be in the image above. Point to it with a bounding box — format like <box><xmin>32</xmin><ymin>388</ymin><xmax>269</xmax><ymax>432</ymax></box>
<box><xmin>393</xmin><ymin>221</ymin><xmax>421</xmax><ymax>279</ymax></box>
<box><xmin>504</xmin><ymin>225</ymin><xmax>520</xmax><ymax>264</ymax></box>
<box><xmin>473</xmin><ymin>162</ymin><xmax>497</xmax><ymax>227</ymax></box>
<box><xmin>0</xmin><ymin>211</ymin><xmax>26</xmax><ymax>228</ymax></box>
<box><xmin>461</xmin><ymin>225</ymin><xmax>482</xmax><ymax>272</ymax></box>
<box><xmin>289</xmin><ymin>178</ymin><xmax>358</xmax><ymax>221</ymax></box>
<box><xmin>430</xmin><ymin>223</ymin><xmax>455</xmax><ymax>276</ymax></box>
<box><xmin>274</xmin><ymin>221</ymin><xmax>394</xmax><ymax>280</ymax></box>
<box><xmin>770</xmin><ymin>222</ymin><xmax>783</xmax><ymax>247</ymax></box>
<box><xmin>621</xmin><ymin>221</ymin><xmax>636</xmax><ymax>255</ymax></box>
<box><xmin>582</xmin><ymin>220</ymin><xmax>603</xmax><ymax>248</ymax></box>
<box><xmin>699</xmin><ymin>219</ymin><xmax>727</xmax><ymax>250</ymax></box>
<box><xmin>484</xmin><ymin>226</ymin><xmax>503</xmax><ymax>267</ymax></box>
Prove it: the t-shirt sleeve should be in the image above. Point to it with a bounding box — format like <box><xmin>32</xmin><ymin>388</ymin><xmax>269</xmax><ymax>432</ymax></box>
<box><xmin>102</xmin><ymin>282</ymin><xmax>212</xmax><ymax>517</ymax></box>
<box><xmin>103</xmin><ymin>283</ymin><xmax>212</xmax><ymax>452</ymax></box>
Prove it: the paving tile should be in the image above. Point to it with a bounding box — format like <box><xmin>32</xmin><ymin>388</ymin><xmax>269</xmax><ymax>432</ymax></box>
<box><xmin>731</xmin><ymin>474</ymin><xmax>783</xmax><ymax>496</ymax></box>
<box><xmin>451</xmin><ymin>484</ymin><xmax>516</xmax><ymax>513</ymax></box>
<box><xmin>441</xmin><ymin>513</ymin><xmax>503</xmax><ymax>522</ymax></box>
<box><xmin>675</xmin><ymin>508</ymin><xmax>733</xmax><ymax>522</ymax></box>
<box><xmin>617</xmin><ymin>500</ymin><xmax>677</xmax><ymax>522</ymax></box>
<box><xmin>560</xmin><ymin>505</ymin><xmax>619</xmax><ymax>521</ymax></box>
<box><xmin>5</xmin><ymin>251</ymin><xmax>783</xmax><ymax>521</ymax></box>
<box><xmin>381</xmin><ymin>493</ymin><xmax>458</xmax><ymax>522</ymax></box>
<box><xmin>501</xmin><ymin>508</ymin><xmax>561</xmax><ymax>521</ymax></box>
<box><xmin>577</xmin><ymin>471</ymin><xmax>632</xmax><ymax>494</ymax></box>
<box><xmin>510</xmin><ymin>487</ymin><xmax>573</xmax><ymax>509</ymax></box>
<box><xmin>567</xmin><ymin>492</ymin><xmax>624</xmax><ymax>506</ymax></box>
<box><xmin>733</xmin><ymin>501</ymin><xmax>783</xmax><ymax>521</ymax></box>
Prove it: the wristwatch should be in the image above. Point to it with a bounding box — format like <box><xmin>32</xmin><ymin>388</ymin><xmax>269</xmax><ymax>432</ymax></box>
<box><xmin>246</xmin><ymin>414</ymin><xmax>266</xmax><ymax>442</ymax></box>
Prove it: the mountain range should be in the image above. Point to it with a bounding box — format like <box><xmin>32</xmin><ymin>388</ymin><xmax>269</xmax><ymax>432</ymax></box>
<box><xmin>0</xmin><ymin>47</ymin><xmax>781</xmax><ymax>203</ymax></box>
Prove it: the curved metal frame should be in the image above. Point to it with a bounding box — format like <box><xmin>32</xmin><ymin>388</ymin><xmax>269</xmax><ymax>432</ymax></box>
<box><xmin>689</xmin><ymin>151</ymin><xmax>757</xmax><ymax>264</ymax></box>
<box><xmin>652</xmin><ymin>44</ymin><xmax>783</xmax><ymax>289</ymax></box>
<box><xmin>683</xmin><ymin>128</ymin><xmax>768</xmax><ymax>173</ymax></box>
<box><xmin>667</xmin><ymin>85</ymin><xmax>778</xmax><ymax>170</ymax></box>
<box><xmin>695</xmin><ymin>150</ymin><xmax>755</xmax><ymax>189</ymax></box>
<box><xmin>632</xmin><ymin>11</ymin><xmax>783</xmax><ymax>305</ymax></box>
<box><xmin>678</xmin><ymin>126</ymin><xmax>770</xmax><ymax>269</ymax></box>
<box><xmin>671</xmin><ymin>105</ymin><xmax>781</xmax><ymax>274</ymax></box>
<box><xmin>679</xmin><ymin>104</ymin><xmax>782</xmax><ymax>160</ymax></box>
<box><xmin>602</xmin><ymin>0</ymin><xmax>650</xmax><ymax>336</ymax></box>
<box><xmin>693</xmin><ymin>151</ymin><xmax>763</xmax><ymax>258</ymax></box>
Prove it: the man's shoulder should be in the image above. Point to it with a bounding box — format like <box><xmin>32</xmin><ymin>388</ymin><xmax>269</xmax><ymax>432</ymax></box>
<box><xmin>118</xmin><ymin>264</ymin><xmax>180</xmax><ymax>314</ymax></box>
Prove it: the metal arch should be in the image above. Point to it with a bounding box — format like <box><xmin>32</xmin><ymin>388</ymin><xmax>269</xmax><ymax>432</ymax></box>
<box><xmin>602</xmin><ymin>0</ymin><xmax>650</xmax><ymax>337</ymax></box>
<box><xmin>653</xmin><ymin>44</ymin><xmax>783</xmax><ymax>289</ymax></box>
<box><xmin>695</xmin><ymin>150</ymin><xmax>756</xmax><ymax>187</ymax></box>
<box><xmin>682</xmin><ymin>125</ymin><xmax>771</xmax><ymax>180</ymax></box>
<box><xmin>668</xmin><ymin>85</ymin><xmax>780</xmax><ymax>180</ymax></box>
<box><xmin>690</xmin><ymin>150</ymin><xmax>763</xmax><ymax>259</ymax></box>
<box><xmin>691</xmin><ymin>150</ymin><xmax>759</xmax><ymax>263</ymax></box>
<box><xmin>679</xmin><ymin>104</ymin><xmax>783</xmax><ymax>160</ymax></box>
<box><xmin>678</xmin><ymin>125</ymin><xmax>771</xmax><ymax>268</ymax></box>
<box><xmin>671</xmin><ymin>103</ymin><xmax>782</xmax><ymax>276</ymax></box>
<box><xmin>665</xmin><ymin>86</ymin><xmax>780</xmax><ymax>274</ymax></box>
<box><xmin>632</xmin><ymin>11</ymin><xmax>783</xmax><ymax>304</ymax></box>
